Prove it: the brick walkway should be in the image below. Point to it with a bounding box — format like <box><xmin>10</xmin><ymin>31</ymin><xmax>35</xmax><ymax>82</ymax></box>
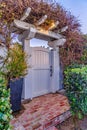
<box><xmin>11</xmin><ymin>93</ymin><xmax>70</xmax><ymax>130</ymax></box>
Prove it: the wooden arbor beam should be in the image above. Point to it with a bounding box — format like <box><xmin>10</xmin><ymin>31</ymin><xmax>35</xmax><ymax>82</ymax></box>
<box><xmin>12</xmin><ymin>7</ymin><xmax>68</xmax><ymax>47</ymax></box>
<box><xmin>14</xmin><ymin>19</ymin><xmax>34</xmax><ymax>30</ymax></box>
<box><xmin>20</xmin><ymin>7</ymin><xmax>31</xmax><ymax>21</ymax></box>
<box><xmin>18</xmin><ymin>27</ymin><xmax>37</xmax><ymax>41</ymax></box>
<box><xmin>60</xmin><ymin>26</ymin><xmax>68</xmax><ymax>32</ymax></box>
<box><xmin>36</xmin><ymin>15</ymin><xmax>47</xmax><ymax>26</ymax></box>
<box><xmin>48</xmin><ymin>39</ymin><xmax>66</xmax><ymax>48</ymax></box>
<box><xmin>48</xmin><ymin>21</ymin><xmax>59</xmax><ymax>31</ymax></box>
<box><xmin>13</xmin><ymin>19</ymin><xmax>63</xmax><ymax>42</ymax></box>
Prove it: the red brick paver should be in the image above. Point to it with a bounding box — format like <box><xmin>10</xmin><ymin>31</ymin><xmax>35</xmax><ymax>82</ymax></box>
<box><xmin>47</xmin><ymin>126</ymin><xmax>58</xmax><ymax>130</ymax></box>
<box><xmin>11</xmin><ymin>93</ymin><xmax>70</xmax><ymax>130</ymax></box>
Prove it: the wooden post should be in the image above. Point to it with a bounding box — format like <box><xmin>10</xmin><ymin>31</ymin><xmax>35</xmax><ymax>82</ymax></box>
<box><xmin>50</xmin><ymin>47</ymin><xmax>60</xmax><ymax>93</ymax></box>
<box><xmin>22</xmin><ymin>38</ymin><xmax>33</xmax><ymax>99</ymax></box>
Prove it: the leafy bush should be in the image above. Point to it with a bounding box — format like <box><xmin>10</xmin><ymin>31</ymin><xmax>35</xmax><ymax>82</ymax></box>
<box><xmin>64</xmin><ymin>64</ymin><xmax>87</xmax><ymax>119</ymax></box>
<box><xmin>1</xmin><ymin>43</ymin><xmax>28</xmax><ymax>82</ymax></box>
<box><xmin>0</xmin><ymin>73</ymin><xmax>12</xmax><ymax>130</ymax></box>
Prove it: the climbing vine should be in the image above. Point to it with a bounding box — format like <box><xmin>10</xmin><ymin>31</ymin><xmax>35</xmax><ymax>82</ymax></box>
<box><xmin>0</xmin><ymin>0</ymin><xmax>83</xmax><ymax>66</ymax></box>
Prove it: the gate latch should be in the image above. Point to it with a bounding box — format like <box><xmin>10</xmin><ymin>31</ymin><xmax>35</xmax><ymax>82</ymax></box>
<box><xmin>50</xmin><ymin>65</ymin><xmax>53</xmax><ymax>77</ymax></box>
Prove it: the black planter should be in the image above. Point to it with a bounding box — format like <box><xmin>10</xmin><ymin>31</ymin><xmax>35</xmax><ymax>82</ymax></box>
<box><xmin>10</xmin><ymin>78</ymin><xmax>23</xmax><ymax>112</ymax></box>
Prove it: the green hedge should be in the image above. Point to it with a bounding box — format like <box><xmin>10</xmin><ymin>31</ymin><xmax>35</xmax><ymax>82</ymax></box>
<box><xmin>0</xmin><ymin>74</ymin><xmax>12</xmax><ymax>130</ymax></box>
<box><xmin>64</xmin><ymin>64</ymin><xmax>87</xmax><ymax>119</ymax></box>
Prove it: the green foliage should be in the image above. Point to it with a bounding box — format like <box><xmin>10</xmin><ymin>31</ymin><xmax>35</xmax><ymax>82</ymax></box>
<box><xmin>1</xmin><ymin>43</ymin><xmax>28</xmax><ymax>81</ymax></box>
<box><xmin>0</xmin><ymin>73</ymin><xmax>12</xmax><ymax>130</ymax></box>
<box><xmin>81</xmin><ymin>47</ymin><xmax>87</xmax><ymax>64</ymax></box>
<box><xmin>64</xmin><ymin>64</ymin><xmax>87</xmax><ymax>119</ymax></box>
<box><xmin>80</xmin><ymin>34</ymin><xmax>87</xmax><ymax>64</ymax></box>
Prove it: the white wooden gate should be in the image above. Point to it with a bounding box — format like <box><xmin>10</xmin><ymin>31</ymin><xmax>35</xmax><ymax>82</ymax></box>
<box><xmin>31</xmin><ymin>47</ymin><xmax>51</xmax><ymax>97</ymax></box>
<box><xmin>23</xmin><ymin>41</ymin><xmax>60</xmax><ymax>99</ymax></box>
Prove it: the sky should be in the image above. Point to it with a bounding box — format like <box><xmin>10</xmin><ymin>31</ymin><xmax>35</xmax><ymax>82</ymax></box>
<box><xmin>57</xmin><ymin>0</ymin><xmax>87</xmax><ymax>34</ymax></box>
<box><xmin>30</xmin><ymin>38</ymin><xmax>48</xmax><ymax>47</ymax></box>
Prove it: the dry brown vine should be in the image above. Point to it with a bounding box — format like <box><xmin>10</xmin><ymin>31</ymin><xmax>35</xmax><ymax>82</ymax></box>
<box><xmin>0</xmin><ymin>0</ymin><xmax>83</xmax><ymax>66</ymax></box>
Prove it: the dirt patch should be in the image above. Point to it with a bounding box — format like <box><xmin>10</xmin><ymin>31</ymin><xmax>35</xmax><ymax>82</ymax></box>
<box><xmin>56</xmin><ymin>116</ymin><xmax>87</xmax><ymax>130</ymax></box>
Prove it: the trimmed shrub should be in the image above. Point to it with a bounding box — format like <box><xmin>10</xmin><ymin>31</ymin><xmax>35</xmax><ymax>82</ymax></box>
<box><xmin>64</xmin><ymin>64</ymin><xmax>87</xmax><ymax>119</ymax></box>
<box><xmin>0</xmin><ymin>73</ymin><xmax>12</xmax><ymax>130</ymax></box>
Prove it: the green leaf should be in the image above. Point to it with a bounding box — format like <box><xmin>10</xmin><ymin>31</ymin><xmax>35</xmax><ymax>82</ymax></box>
<box><xmin>78</xmin><ymin>112</ymin><xmax>83</xmax><ymax>120</ymax></box>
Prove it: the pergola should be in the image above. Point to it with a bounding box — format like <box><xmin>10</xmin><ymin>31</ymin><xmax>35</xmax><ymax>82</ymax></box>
<box><xmin>12</xmin><ymin>7</ymin><xmax>68</xmax><ymax>99</ymax></box>
<box><xmin>13</xmin><ymin>7</ymin><xmax>67</xmax><ymax>47</ymax></box>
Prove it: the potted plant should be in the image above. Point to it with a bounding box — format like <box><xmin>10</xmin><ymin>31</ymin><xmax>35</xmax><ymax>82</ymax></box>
<box><xmin>1</xmin><ymin>43</ymin><xmax>28</xmax><ymax>112</ymax></box>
